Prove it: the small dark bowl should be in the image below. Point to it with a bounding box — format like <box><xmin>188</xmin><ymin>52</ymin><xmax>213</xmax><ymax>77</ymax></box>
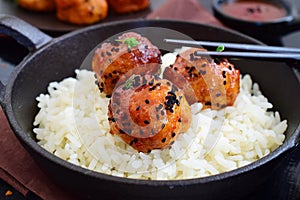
<box><xmin>213</xmin><ymin>0</ymin><xmax>300</xmax><ymax>45</ymax></box>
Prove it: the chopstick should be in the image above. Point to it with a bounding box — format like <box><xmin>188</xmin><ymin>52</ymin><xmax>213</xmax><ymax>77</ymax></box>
<box><xmin>164</xmin><ymin>39</ymin><xmax>300</xmax><ymax>60</ymax></box>
<box><xmin>193</xmin><ymin>51</ymin><xmax>300</xmax><ymax>60</ymax></box>
<box><xmin>164</xmin><ymin>39</ymin><xmax>300</xmax><ymax>53</ymax></box>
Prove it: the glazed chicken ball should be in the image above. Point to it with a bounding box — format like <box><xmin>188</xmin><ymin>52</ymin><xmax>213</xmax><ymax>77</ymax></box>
<box><xmin>108</xmin><ymin>74</ymin><xmax>191</xmax><ymax>153</ymax></box>
<box><xmin>92</xmin><ymin>32</ymin><xmax>162</xmax><ymax>96</ymax></box>
<box><xmin>163</xmin><ymin>48</ymin><xmax>240</xmax><ymax>110</ymax></box>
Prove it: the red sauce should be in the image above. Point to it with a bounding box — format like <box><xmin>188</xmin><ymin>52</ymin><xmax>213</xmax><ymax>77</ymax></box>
<box><xmin>221</xmin><ymin>1</ymin><xmax>287</xmax><ymax>22</ymax></box>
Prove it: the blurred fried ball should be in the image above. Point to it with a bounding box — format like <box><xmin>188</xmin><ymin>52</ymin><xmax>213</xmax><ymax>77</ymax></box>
<box><xmin>108</xmin><ymin>0</ymin><xmax>150</xmax><ymax>14</ymax></box>
<box><xmin>18</xmin><ymin>0</ymin><xmax>56</xmax><ymax>12</ymax></box>
<box><xmin>54</xmin><ymin>0</ymin><xmax>108</xmax><ymax>25</ymax></box>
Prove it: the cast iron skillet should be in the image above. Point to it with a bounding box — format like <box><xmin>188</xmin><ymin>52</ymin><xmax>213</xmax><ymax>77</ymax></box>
<box><xmin>0</xmin><ymin>15</ymin><xmax>300</xmax><ymax>200</ymax></box>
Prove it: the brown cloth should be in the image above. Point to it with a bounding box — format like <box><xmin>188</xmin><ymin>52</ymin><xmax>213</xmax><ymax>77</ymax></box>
<box><xmin>0</xmin><ymin>0</ymin><xmax>223</xmax><ymax>199</ymax></box>
<box><xmin>0</xmin><ymin>108</ymin><xmax>75</xmax><ymax>200</ymax></box>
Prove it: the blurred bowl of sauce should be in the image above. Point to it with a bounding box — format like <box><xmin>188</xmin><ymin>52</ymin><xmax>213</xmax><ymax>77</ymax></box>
<box><xmin>213</xmin><ymin>0</ymin><xmax>300</xmax><ymax>45</ymax></box>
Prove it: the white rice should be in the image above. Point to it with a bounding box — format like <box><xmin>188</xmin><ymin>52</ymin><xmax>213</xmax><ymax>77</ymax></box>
<box><xmin>33</xmin><ymin>55</ymin><xmax>287</xmax><ymax>180</ymax></box>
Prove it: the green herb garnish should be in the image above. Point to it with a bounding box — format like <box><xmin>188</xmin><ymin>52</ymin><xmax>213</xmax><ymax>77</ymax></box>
<box><xmin>116</xmin><ymin>37</ymin><xmax>139</xmax><ymax>49</ymax></box>
<box><xmin>122</xmin><ymin>75</ymin><xmax>135</xmax><ymax>90</ymax></box>
<box><xmin>216</xmin><ymin>45</ymin><xmax>225</xmax><ymax>52</ymax></box>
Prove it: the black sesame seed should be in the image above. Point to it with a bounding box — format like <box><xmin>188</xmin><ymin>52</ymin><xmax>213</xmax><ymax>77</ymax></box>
<box><xmin>151</xmin><ymin>129</ymin><xmax>155</xmax><ymax>135</ymax></box>
<box><xmin>156</xmin><ymin>114</ymin><xmax>160</xmax><ymax>120</ymax></box>
<box><xmin>172</xmin><ymin>84</ymin><xmax>179</xmax><ymax>92</ymax></box>
<box><xmin>106</xmin><ymin>51</ymin><xmax>112</xmax><ymax>56</ymax></box>
<box><xmin>133</xmin><ymin>76</ymin><xmax>141</xmax><ymax>87</ymax></box>
<box><xmin>145</xmin><ymin>99</ymin><xmax>150</xmax><ymax>104</ymax></box>
<box><xmin>216</xmin><ymin>92</ymin><xmax>221</xmax><ymax>97</ymax></box>
<box><xmin>106</xmin><ymin>95</ymin><xmax>112</xmax><ymax>98</ymax></box>
<box><xmin>144</xmin><ymin>120</ymin><xmax>150</xmax><ymax>124</ymax></box>
<box><xmin>189</xmin><ymin>53</ymin><xmax>194</xmax><ymax>61</ymax></box>
<box><xmin>128</xmin><ymin>48</ymin><xmax>131</xmax><ymax>53</ymax></box>
<box><xmin>119</xmin><ymin>129</ymin><xmax>125</xmax><ymax>134</ymax></box>
<box><xmin>171</xmin><ymin>132</ymin><xmax>176</xmax><ymax>137</ymax></box>
<box><xmin>149</xmin><ymin>79</ymin><xmax>154</xmax><ymax>86</ymax></box>
<box><xmin>156</xmin><ymin>104</ymin><xmax>163</xmax><ymax>111</ymax></box>
<box><xmin>112</xmin><ymin>70</ymin><xmax>118</xmax><ymax>74</ymax></box>
<box><xmin>199</xmin><ymin>70</ymin><xmax>206</xmax><ymax>75</ymax></box>
<box><xmin>147</xmin><ymin>150</ymin><xmax>152</xmax><ymax>153</ymax></box>
<box><xmin>168</xmin><ymin>91</ymin><xmax>176</xmax><ymax>96</ymax></box>
<box><xmin>202</xmin><ymin>63</ymin><xmax>206</xmax><ymax>68</ymax></box>
<box><xmin>142</xmin><ymin>76</ymin><xmax>147</xmax><ymax>85</ymax></box>
<box><xmin>125</xmin><ymin>128</ymin><xmax>132</xmax><ymax>134</ymax></box>
<box><xmin>136</xmin><ymin>106</ymin><xmax>140</xmax><ymax>111</ymax></box>
<box><xmin>111</xmin><ymin>47</ymin><xmax>119</xmax><ymax>52</ymax></box>
<box><xmin>229</xmin><ymin>65</ymin><xmax>233</xmax><ymax>70</ymax></box>
<box><xmin>140</xmin><ymin>129</ymin><xmax>144</xmax><ymax>136</ymax></box>
<box><xmin>130</xmin><ymin>138</ymin><xmax>138</xmax><ymax>146</ymax></box>
<box><xmin>170</xmin><ymin>141</ymin><xmax>175</xmax><ymax>145</ymax></box>
<box><xmin>161</xmin><ymin>123</ymin><xmax>165</xmax><ymax>129</ymax></box>
<box><xmin>222</xmin><ymin>71</ymin><xmax>226</xmax><ymax>78</ymax></box>
<box><xmin>112</xmin><ymin>78</ymin><xmax>118</xmax><ymax>84</ymax></box>
<box><xmin>178</xmin><ymin>118</ymin><xmax>182</xmax><ymax>122</ymax></box>
<box><xmin>223</xmin><ymin>80</ymin><xmax>227</xmax><ymax>85</ymax></box>
<box><xmin>149</xmin><ymin>86</ymin><xmax>156</xmax><ymax>91</ymax></box>
<box><xmin>145</xmin><ymin>45</ymin><xmax>148</xmax><ymax>49</ymax></box>
<box><xmin>111</xmin><ymin>40</ymin><xmax>120</xmax><ymax>47</ymax></box>
<box><xmin>109</xmin><ymin>73</ymin><xmax>113</xmax><ymax>78</ymax></box>
<box><xmin>166</xmin><ymin>81</ymin><xmax>171</xmax><ymax>86</ymax></box>
<box><xmin>161</xmin><ymin>138</ymin><xmax>166</xmax><ymax>143</ymax></box>
<box><xmin>154</xmin><ymin>75</ymin><xmax>161</xmax><ymax>80</ymax></box>
<box><xmin>215</xmin><ymin>58</ymin><xmax>221</xmax><ymax>65</ymax></box>
<box><xmin>161</xmin><ymin>110</ymin><xmax>165</xmax><ymax>115</ymax></box>
<box><xmin>122</xmin><ymin>114</ymin><xmax>128</xmax><ymax>121</ymax></box>
<box><xmin>205</xmin><ymin>102</ymin><xmax>212</xmax><ymax>106</ymax></box>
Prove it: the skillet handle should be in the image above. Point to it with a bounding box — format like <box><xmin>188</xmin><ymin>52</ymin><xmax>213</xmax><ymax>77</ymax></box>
<box><xmin>0</xmin><ymin>15</ymin><xmax>52</xmax><ymax>106</ymax></box>
<box><xmin>0</xmin><ymin>14</ymin><xmax>52</xmax><ymax>51</ymax></box>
